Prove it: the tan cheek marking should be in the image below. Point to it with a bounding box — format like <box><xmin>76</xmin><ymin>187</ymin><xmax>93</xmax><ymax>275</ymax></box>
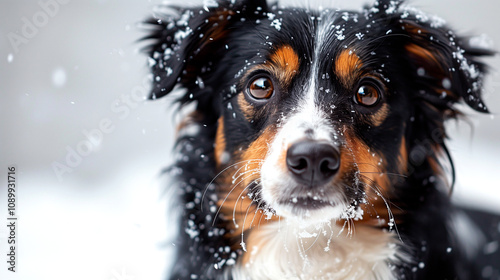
<box><xmin>340</xmin><ymin>128</ymin><xmax>404</xmax><ymax>227</ymax></box>
<box><xmin>370</xmin><ymin>103</ymin><xmax>390</xmax><ymax>127</ymax></box>
<box><xmin>346</xmin><ymin>134</ymin><xmax>389</xmax><ymax>191</ymax></box>
<box><xmin>359</xmin><ymin>137</ymin><xmax>407</xmax><ymax>227</ymax></box>
<box><xmin>335</xmin><ymin>49</ymin><xmax>363</xmax><ymax>87</ymax></box>
<box><xmin>240</xmin><ymin>127</ymin><xmax>274</xmax><ymax>166</ymax></box>
<box><xmin>217</xmin><ymin>127</ymin><xmax>280</xmax><ymax>246</ymax></box>
<box><xmin>214</xmin><ymin>117</ymin><xmax>226</xmax><ymax>167</ymax></box>
<box><xmin>237</xmin><ymin>94</ymin><xmax>255</xmax><ymax>120</ymax></box>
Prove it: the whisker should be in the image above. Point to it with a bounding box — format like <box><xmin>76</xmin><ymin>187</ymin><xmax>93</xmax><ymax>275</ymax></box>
<box><xmin>349</xmin><ymin>218</ymin><xmax>356</xmax><ymax>237</ymax></box>
<box><xmin>296</xmin><ymin>229</ymin><xmax>310</xmax><ymax>265</ymax></box>
<box><xmin>230</xmin><ymin>160</ymin><xmax>262</xmax><ymax>183</ymax></box>
<box><xmin>234</xmin><ymin>179</ymin><xmax>261</xmax><ymax>226</ymax></box>
<box><xmin>247</xmin><ymin>200</ymin><xmax>265</xmax><ymax>232</ymax></box>
<box><xmin>303</xmin><ymin>226</ymin><xmax>322</xmax><ymax>253</ymax></box>
<box><xmin>360</xmin><ymin>175</ymin><xmax>403</xmax><ymax>211</ymax></box>
<box><xmin>257</xmin><ymin>208</ymin><xmax>266</xmax><ymax>229</ymax></box>
<box><xmin>201</xmin><ymin>159</ymin><xmax>263</xmax><ymax>205</ymax></box>
<box><xmin>359</xmin><ymin>175</ymin><xmax>403</xmax><ymax>242</ymax></box>
<box><xmin>240</xmin><ymin>197</ymin><xmax>257</xmax><ymax>252</ymax></box>
<box><xmin>243</xmin><ymin>186</ymin><xmax>264</xmax><ymax>228</ymax></box>
<box><xmin>358</xmin><ymin>171</ymin><xmax>407</xmax><ymax>179</ymax></box>
<box><xmin>212</xmin><ymin>170</ymin><xmax>259</xmax><ymax>226</ymax></box>
<box><xmin>325</xmin><ymin>221</ymin><xmax>335</xmax><ymax>251</ymax></box>
<box><xmin>337</xmin><ymin>220</ymin><xmax>348</xmax><ymax>237</ymax></box>
<box><xmin>355</xmin><ymin>162</ymin><xmax>407</xmax><ymax>179</ymax></box>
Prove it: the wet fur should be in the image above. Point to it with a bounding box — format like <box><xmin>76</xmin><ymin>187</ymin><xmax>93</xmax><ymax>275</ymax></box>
<box><xmin>143</xmin><ymin>0</ymin><xmax>492</xmax><ymax>279</ymax></box>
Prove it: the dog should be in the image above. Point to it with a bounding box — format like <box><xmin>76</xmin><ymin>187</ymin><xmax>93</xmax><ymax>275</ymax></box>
<box><xmin>143</xmin><ymin>0</ymin><xmax>493</xmax><ymax>279</ymax></box>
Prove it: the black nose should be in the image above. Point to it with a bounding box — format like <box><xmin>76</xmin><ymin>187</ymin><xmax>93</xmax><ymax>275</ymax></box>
<box><xmin>286</xmin><ymin>140</ymin><xmax>340</xmax><ymax>186</ymax></box>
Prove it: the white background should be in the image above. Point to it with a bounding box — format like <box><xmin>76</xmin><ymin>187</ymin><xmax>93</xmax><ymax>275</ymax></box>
<box><xmin>0</xmin><ymin>0</ymin><xmax>499</xmax><ymax>279</ymax></box>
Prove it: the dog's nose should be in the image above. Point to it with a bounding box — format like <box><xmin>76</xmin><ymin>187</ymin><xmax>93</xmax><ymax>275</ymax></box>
<box><xmin>286</xmin><ymin>140</ymin><xmax>340</xmax><ymax>186</ymax></box>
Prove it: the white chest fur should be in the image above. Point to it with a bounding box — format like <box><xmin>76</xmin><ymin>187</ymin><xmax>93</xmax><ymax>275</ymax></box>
<box><xmin>231</xmin><ymin>220</ymin><xmax>408</xmax><ymax>280</ymax></box>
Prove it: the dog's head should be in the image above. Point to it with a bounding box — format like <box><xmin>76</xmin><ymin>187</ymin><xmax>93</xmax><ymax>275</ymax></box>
<box><xmin>145</xmin><ymin>0</ymin><xmax>490</xmax><ymax>230</ymax></box>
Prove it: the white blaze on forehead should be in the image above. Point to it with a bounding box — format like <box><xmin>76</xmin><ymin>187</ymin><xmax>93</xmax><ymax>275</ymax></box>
<box><xmin>259</xmin><ymin>15</ymin><xmax>342</xmax><ymax>220</ymax></box>
<box><xmin>266</xmin><ymin>14</ymin><xmax>336</xmax><ymax>158</ymax></box>
<box><xmin>287</xmin><ymin>12</ymin><xmax>337</xmax><ymax>142</ymax></box>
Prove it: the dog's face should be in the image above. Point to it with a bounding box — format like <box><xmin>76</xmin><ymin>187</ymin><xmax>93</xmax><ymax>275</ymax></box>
<box><xmin>216</xmin><ymin>14</ymin><xmax>411</xmax><ymax>223</ymax></box>
<box><xmin>146</xmin><ymin>0</ymin><xmax>488</xmax><ymax>230</ymax></box>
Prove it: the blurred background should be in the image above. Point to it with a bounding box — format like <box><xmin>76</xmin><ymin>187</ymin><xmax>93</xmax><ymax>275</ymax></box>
<box><xmin>0</xmin><ymin>0</ymin><xmax>498</xmax><ymax>279</ymax></box>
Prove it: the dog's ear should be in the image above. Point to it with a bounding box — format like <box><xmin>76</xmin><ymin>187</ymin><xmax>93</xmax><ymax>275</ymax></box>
<box><xmin>399</xmin><ymin>16</ymin><xmax>492</xmax><ymax>115</ymax></box>
<box><xmin>367</xmin><ymin>0</ymin><xmax>492</xmax><ymax>114</ymax></box>
<box><xmin>372</xmin><ymin>5</ymin><xmax>493</xmax><ymax>185</ymax></box>
<box><xmin>143</xmin><ymin>0</ymin><xmax>269</xmax><ymax>102</ymax></box>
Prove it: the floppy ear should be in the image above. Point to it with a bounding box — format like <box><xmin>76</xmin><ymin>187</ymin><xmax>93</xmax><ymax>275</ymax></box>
<box><xmin>369</xmin><ymin>0</ymin><xmax>492</xmax><ymax>114</ymax></box>
<box><xmin>143</xmin><ymin>0</ymin><xmax>269</xmax><ymax>103</ymax></box>
<box><xmin>382</xmin><ymin>5</ymin><xmax>493</xmax><ymax>185</ymax></box>
<box><xmin>400</xmin><ymin>15</ymin><xmax>492</xmax><ymax>115</ymax></box>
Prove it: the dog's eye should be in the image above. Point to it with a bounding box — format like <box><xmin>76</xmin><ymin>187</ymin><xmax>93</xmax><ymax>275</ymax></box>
<box><xmin>354</xmin><ymin>82</ymin><xmax>381</xmax><ymax>107</ymax></box>
<box><xmin>248</xmin><ymin>77</ymin><xmax>274</xmax><ymax>99</ymax></box>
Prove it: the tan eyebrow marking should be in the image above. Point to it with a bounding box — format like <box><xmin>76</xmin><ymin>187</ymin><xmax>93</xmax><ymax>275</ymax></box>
<box><xmin>261</xmin><ymin>44</ymin><xmax>300</xmax><ymax>87</ymax></box>
<box><xmin>335</xmin><ymin>49</ymin><xmax>363</xmax><ymax>87</ymax></box>
<box><xmin>235</xmin><ymin>45</ymin><xmax>300</xmax><ymax>119</ymax></box>
<box><xmin>269</xmin><ymin>45</ymin><xmax>300</xmax><ymax>81</ymax></box>
<box><xmin>237</xmin><ymin>94</ymin><xmax>256</xmax><ymax>121</ymax></box>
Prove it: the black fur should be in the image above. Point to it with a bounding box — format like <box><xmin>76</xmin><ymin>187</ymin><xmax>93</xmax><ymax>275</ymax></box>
<box><xmin>143</xmin><ymin>0</ymin><xmax>493</xmax><ymax>279</ymax></box>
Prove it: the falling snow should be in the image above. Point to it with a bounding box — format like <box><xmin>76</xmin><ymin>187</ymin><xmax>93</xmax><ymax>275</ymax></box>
<box><xmin>148</xmin><ymin>57</ymin><xmax>157</xmax><ymax>67</ymax></box>
<box><xmin>203</xmin><ymin>0</ymin><xmax>218</xmax><ymax>11</ymax></box>
<box><xmin>174</xmin><ymin>27</ymin><xmax>193</xmax><ymax>42</ymax></box>
<box><xmin>148</xmin><ymin>2</ymin><xmax>499</xmax><ymax>278</ymax></box>
<box><xmin>166</xmin><ymin>67</ymin><xmax>173</xmax><ymax>77</ymax></box>
<box><xmin>469</xmin><ymin>34</ymin><xmax>494</xmax><ymax>49</ymax></box>
<box><xmin>185</xmin><ymin>220</ymin><xmax>199</xmax><ymax>239</ymax></box>
<box><xmin>385</xmin><ymin>1</ymin><xmax>399</xmax><ymax>14</ymax></box>
<box><xmin>52</xmin><ymin>67</ymin><xmax>67</xmax><ymax>88</ymax></box>
<box><xmin>271</xmin><ymin>18</ymin><xmax>282</xmax><ymax>31</ymax></box>
<box><xmin>404</xmin><ymin>6</ymin><xmax>446</xmax><ymax>28</ymax></box>
<box><xmin>483</xmin><ymin>241</ymin><xmax>499</xmax><ymax>255</ymax></box>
